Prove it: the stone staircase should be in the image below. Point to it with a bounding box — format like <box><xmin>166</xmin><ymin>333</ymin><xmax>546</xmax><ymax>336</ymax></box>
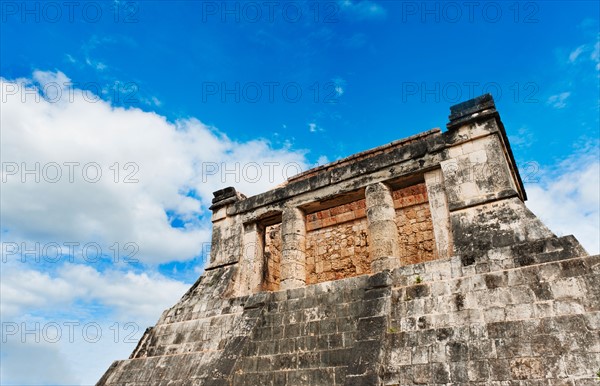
<box><xmin>97</xmin><ymin>235</ymin><xmax>598</xmax><ymax>385</ymax></box>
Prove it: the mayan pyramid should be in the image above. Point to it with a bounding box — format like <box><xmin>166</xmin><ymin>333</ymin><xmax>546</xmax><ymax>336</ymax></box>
<box><xmin>98</xmin><ymin>94</ymin><xmax>598</xmax><ymax>385</ymax></box>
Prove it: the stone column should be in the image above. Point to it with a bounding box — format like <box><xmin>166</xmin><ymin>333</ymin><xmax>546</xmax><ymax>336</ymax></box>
<box><xmin>207</xmin><ymin>187</ymin><xmax>245</xmax><ymax>268</ymax></box>
<box><xmin>365</xmin><ymin>182</ymin><xmax>401</xmax><ymax>272</ymax></box>
<box><xmin>236</xmin><ymin>222</ymin><xmax>264</xmax><ymax>296</ymax></box>
<box><xmin>280</xmin><ymin>206</ymin><xmax>306</xmax><ymax>290</ymax></box>
<box><xmin>425</xmin><ymin>169</ymin><xmax>453</xmax><ymax>260</ymax></box>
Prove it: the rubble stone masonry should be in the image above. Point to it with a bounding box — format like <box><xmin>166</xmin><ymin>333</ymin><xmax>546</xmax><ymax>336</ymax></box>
<box><xmin>306</xmin><ymin>213</ymin><xmax>371</xmax><ymax>284</ymax></box>
<box><xmin>393</xmin><ymin>183</ymin><xmax>437</xmax><ymax>266</ymax></box>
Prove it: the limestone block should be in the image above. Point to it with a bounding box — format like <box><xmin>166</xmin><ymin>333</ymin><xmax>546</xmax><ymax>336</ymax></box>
<box><xmin>450</xmin><ymin>197</ymin><xmax>555</xmax><ymax>260</ymax></box>
<box><xmin>442</xmin><ymin>135</ymin><xmax>519</xmax><ymax>211</ymax></box>
<box><xmin>371</xmin><ymin>257</ymin><xmax>401</xmax><ymax>272</ymax></box>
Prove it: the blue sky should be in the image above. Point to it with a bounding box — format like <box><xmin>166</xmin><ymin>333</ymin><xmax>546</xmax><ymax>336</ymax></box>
<box><xmin>1</xmin><ymin>1</ymin><xmax>599</xmax><ymax>384</ymax></box>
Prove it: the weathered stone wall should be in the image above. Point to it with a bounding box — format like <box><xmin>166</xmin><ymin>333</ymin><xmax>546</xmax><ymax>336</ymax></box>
<box><xmin>392</xmin><ymin>183</ymin><xmax>437</xmax><ymax>265</ymax></box>
<box><xmin>305</xmin><ymin>200</ymin><xmax>370</xmax><ymax>284</ymax></box>
<box><xmin>230</xmin><ymin>276</ymin><xmax>368</xmax><ymax>385</ymax></box>
<box><xmin>302</xmin><ymin>185</ymin><xmax>438</xmax><ymax>285</ymax></box>
<box><xmin>97</xmin><ymin>266</ymin><xmax>253</xmax><ymax>385</ymax></box>
<box><xmin>305</xmin><ymin>215</ymin><xmax>371</xmax><ymax>284</ymax></box>
<box><xmin>263</xmin><ymin>223</ymin><xmax>282</xmax><ymax>291</ymax></box>
<box><xmin>306</xmin><ymin>199</ymin><xmax>367</xmax><ymax>231</ymax></box>
<box><xmin>98</xmin><ymin>237</ymin><xmax>597</xmax><ymax>385</ymax></box>
<box><xmin>383</xmin><ymin>236</ymin><xmax>596</xmax><ymax>385</ymax></box>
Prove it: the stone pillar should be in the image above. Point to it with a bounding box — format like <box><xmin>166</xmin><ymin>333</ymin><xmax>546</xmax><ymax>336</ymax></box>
<box><xmin>207</xmin><ymin>187</ymin><xmax>246</xmax><ymax>269</ymax></box>
<box><xmin>365</xmin><ymin>182</ymin><xmax>401</xmax><ymax>272</ymax></box>
<box><xmin>280</xmin><ymin>206</ymin><xmax>306</xmax><ymax>290</ymax></box>
<box><xmin>425</xmin><ymin>169</ymin><xmax>453</xmax><ymax>260</ymax></box>
<box><xmin>236</xmin><ymin>222</ymin><xmax>264</xmax><ymax>296</ymax></box>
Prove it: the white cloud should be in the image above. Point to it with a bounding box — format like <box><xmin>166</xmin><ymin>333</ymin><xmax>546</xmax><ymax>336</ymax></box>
<box><xmin>1</xmin><ymin>71</ymin><xmax>309</xmax><ymax>265</ymax></box>
<box><xmin>566</xmin><ymin>37</ymin><xmax>600</xmax><ymax>70</ymax></box>
<box><xmin>150</xmin><ymin>96</ymin><xmax>161</xmax><ymax>106</ymax></box>
<box><xmin>1</xmin><ymin>70</ymin><xmax>310</xmax><ymax>383</ymax></box>
<box><xmin>0</xmin><ymin>260</ymin><xmax>189</xmax><ymax>385</ymax></box>
<box><xmin>316</xmin><ymin>155</ymin><xmax>330</xmax><ymax>166</ymax></box>
<box><xmin>0</xmin><ymin>267</ymin><xmax>75</xmax><ymax>317</ymax></box>
<box><xmin>308</xmin><ymin>122</ymin><xmax>327</xmax><ymax>133</ymax></box>
<box><xmin>592</xmin><ymin>40</ymin><xmax>600</xmax><ymax>70</ymax></box>
<box><xmin>332</xmin><ymin>77</ymin><xmax>346</xmax><ymax>97</ymax></box>
<box><xmin>525</xmin><ymin>142</ymin><xmax>600</xmax><ymax>255</ymax></box>
<box><xmin>79</xmin><ymin>35</ymin><xmax>123</xmax><ymax>72</ymax></box>
<box><xmin>338</xmin><ymin>0</ymin><xmax>386</xmax><ymax>20</ymax></box>
<box><xmin>568</xmin><ymin>44</ymin><xmax>586</xmax><ymax>63</ymax></box>
<box><xmin>508</xmin><ymin>126</ymin><xmax>535</xmax><ymax>148</ymax></box>
<box><xmin>0</xmin><ymin>263</ymin><xmax>188</xmax><ymax>322</ymax></box>
<box><xmin>546</xmin><ymin>91</ymin><xmax>571</xmax><ymax>109</ymax></box>
<box><xmin>1</xmin><ymin>339</ymin><xmax>81</xmax><ymax>385</ymax></box>
<box><xmin>0</xmin><ymin>310</ymin><xmax>152</xmax><ymax>385</ymax></box>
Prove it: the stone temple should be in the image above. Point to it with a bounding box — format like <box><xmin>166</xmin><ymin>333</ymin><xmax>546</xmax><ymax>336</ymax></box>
<box><xmin>98</xmin><ymin>94</ymin><xmax>599</xmax><ymax>385</ymax></box>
